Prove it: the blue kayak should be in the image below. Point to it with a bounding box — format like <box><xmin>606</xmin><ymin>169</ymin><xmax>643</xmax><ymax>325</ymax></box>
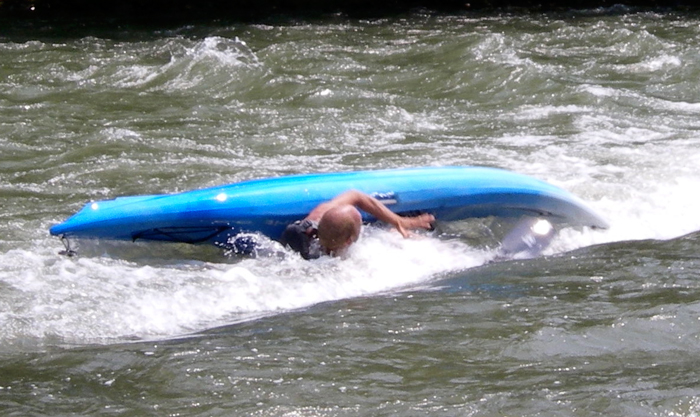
<box><xmin>50</xmin><ymin>166</ymin><xmax>608</xmax><ymax>247</ymax></box>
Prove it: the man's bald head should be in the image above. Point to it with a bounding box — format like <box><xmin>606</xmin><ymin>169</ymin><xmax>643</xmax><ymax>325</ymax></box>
<box><xmin>317</xmin><ymin>205</ymin><xmax>362</xmax><ymax>255</ymax></box>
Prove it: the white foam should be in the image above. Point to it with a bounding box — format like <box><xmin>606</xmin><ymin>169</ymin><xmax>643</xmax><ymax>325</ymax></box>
<box><xmin>0</xmin><ymin>229</ymin><xmax>488</xmax><ymax>346</ymax></box>
<box><xmin>160</xmin><ymin>36</ymin><xmax>261</xmax><ymax>93</ymax></box>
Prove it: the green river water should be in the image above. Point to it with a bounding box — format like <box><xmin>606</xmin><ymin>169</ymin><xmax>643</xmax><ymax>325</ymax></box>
<box><xmin>2</xmin><ymin>9</ymin><xmax>700</xmax><ymax>416</ymax></box>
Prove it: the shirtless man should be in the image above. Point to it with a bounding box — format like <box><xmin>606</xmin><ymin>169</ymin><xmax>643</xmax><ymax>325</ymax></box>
<box><xmin>280</xmin><ymin>190</ymin><xmax>435</xmax><ymax>259</ymax></box>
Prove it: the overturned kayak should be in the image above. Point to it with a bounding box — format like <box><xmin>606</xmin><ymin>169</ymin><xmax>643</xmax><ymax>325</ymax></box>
<box><xmin>50</xmin><ymin>166</ymin><xmax>608</xmax><ymax>247</ymax></box>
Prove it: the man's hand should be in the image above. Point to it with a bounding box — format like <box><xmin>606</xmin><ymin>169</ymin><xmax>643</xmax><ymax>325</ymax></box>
<box><xmin>396</xmin><ymin>213</ymin><xmax>435</xmax><ymax>238</ymax></box>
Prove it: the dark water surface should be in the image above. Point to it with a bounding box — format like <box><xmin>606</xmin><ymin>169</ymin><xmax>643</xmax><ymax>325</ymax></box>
<box><xmin>2</xmin><ymin>10</ymin><xmax>700</xmax><ymax>416</ymax></box>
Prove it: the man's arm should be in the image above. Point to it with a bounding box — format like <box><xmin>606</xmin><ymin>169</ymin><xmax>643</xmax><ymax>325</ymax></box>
<box><xmin>307</xmin><ymin>190</ymin><xmax>434</xmax><ymax>237</ymax></box>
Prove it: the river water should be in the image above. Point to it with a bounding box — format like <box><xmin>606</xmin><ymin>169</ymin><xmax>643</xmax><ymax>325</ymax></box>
<box><xmin>2</xmin><ymin>8</ymin><xmax>700</xmax><ymax>416</ymax></box>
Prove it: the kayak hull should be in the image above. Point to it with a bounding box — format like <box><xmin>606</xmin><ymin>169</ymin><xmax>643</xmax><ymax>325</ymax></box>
<box><xmin>50</xmin><ymin>166</ymin><xmax>608</xmax><ymax>246</ymax></box>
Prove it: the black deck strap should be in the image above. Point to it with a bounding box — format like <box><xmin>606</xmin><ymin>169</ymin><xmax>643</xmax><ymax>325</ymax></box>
<box><xmin>132</xmin><ymin>226</ymin><xmax>230</xmax><ymax>244</ymax></box>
